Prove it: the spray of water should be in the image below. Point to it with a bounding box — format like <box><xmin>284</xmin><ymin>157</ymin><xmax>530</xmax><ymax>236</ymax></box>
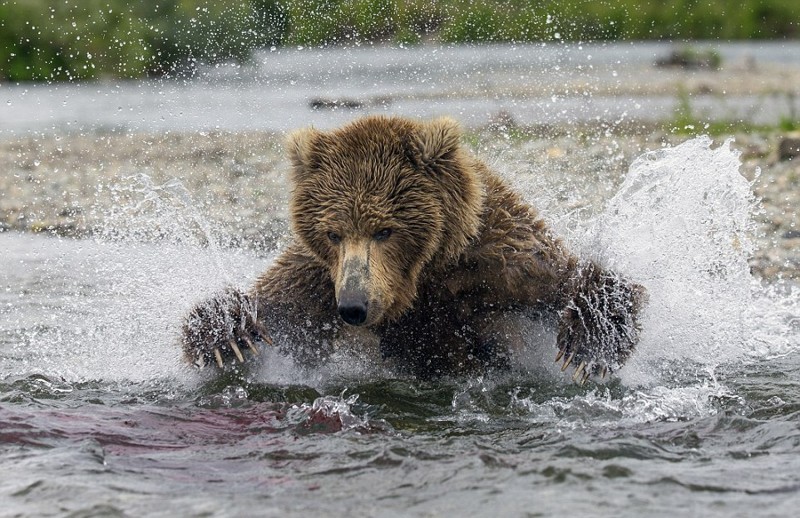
<box><xmin>5</xmin><ymin>174</ymin><xmax>267</xmax><ymax>384</ymax></box>
<box><xmin>571</xmin><ymin>136</ymin><xmax>799</xmax><ymax>385</ymax></box>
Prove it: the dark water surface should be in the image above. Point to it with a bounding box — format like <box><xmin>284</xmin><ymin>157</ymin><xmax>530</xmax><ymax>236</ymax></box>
<box><xmin>2</xmin><ymin>357</ymin><xmax>800</xmax><ymax>517</ymax></box>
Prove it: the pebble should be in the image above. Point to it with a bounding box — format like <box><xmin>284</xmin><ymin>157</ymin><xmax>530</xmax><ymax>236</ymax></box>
<box><xmin>778</xmin><ymin>135</ymin><xmax>800</xmax><ymax>161</ymax></box>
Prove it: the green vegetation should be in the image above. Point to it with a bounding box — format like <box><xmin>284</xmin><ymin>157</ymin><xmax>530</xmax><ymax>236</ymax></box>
<box><xmin>280</xmin><ymin>0</ymin><xmax>800</xmax><ymax>46</ymax></box>
<box><xmin>0</xmin><ymin>0</ymin><xmax>286</xmax><ymax>81</ymax></box>
<box><xmin>1</xmin><ymin>0</ymin><xmax>799</xmax><ymax>81</ymax></box>
<box><xmin>666</xmin><ymin>87</ymin><xmax>800</xmax><ymax>136</ymax></box>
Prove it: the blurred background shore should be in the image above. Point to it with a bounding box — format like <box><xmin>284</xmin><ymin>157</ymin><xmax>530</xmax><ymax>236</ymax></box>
<box><xmin>1</xmin><ymin>1</ymin><xmax>798</xmax><ymax>82</ymax></box>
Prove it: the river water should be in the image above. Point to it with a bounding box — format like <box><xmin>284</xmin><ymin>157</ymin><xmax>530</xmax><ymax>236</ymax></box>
<box><xmin>2</xmin><ymin>41</ymin><xmax>800</xmax><ymax>135</ymax></box>
<box><xmin>2</xmin><ymin>42</ymin><xmax>800</xmax><ymax>516</ymax></box>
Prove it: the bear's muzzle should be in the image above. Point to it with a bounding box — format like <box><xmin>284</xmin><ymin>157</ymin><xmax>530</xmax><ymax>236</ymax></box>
<box><xmin>337</xmin><ymin>253</ymin><xmax>371</xmax><ymax>326</ymax></box>
<box><xmin>338</xmin><ymin>289</ymin><xmax>369</xmax><ymax>325</ymax></box>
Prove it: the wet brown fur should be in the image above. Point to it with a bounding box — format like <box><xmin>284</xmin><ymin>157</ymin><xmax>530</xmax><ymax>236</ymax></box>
<box><xmin>182</xmin><ymin>115</ymin><xmax>646</xmax><ymax>379</ymax></box>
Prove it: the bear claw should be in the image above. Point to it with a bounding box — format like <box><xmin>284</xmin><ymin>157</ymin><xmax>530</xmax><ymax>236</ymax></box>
<box><xmin>242</xmin><ymin>335</ymin><xmax>260</xmax><ymax>356</ymax></box>
<box><xmin>572</xmin><ymin>361</ymin><xmax>587</xmax><ymax>381</ymax></box>
<box><xmin>253</xmin><ymin>322</ymin><xmax>274</xmax><ymax>346</ymax></box>
<box><xmin>213</xmin><ymin>348</ymin><xmax>224</xmax><ymax>369</ymax></box>
<box><xmin>228</xmin><ymin>339</ymin><xmax>245</xmax><ymax>363</ymax></box>
<box><xmin>560</xmin><ymin>352</ymin><xmax>576</xmax><ymax>372</ymax></box>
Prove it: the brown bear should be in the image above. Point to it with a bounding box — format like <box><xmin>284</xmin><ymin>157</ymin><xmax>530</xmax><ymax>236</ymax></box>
<box><xmin>182</xmin><ymin>115</ymin><xmax>646</xmax><ymax>382</ymax></box>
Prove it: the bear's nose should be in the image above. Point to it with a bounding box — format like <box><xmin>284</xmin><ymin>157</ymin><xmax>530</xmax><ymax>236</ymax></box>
<box><xmin>338</xmin><ymin>291</ymin><xmax>368</xmax><ymax>326</ymax></box>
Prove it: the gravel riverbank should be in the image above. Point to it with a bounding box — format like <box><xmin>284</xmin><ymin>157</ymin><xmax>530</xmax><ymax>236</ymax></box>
<box><xmin>0</xmin><ymin>128</ymin><xmax>797</xmax><ymax>280</ymax></box>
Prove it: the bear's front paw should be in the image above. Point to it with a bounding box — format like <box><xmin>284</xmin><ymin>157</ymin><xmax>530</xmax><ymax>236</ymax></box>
<box><xmin>556</xmin><ymin>263</ymin><xmax>647</xmax><ymax>384</ymax></box>
<box><xmin>182</xmin><ymin>289</ymin><xmax>273</xmax><ymax>369</ymax></box>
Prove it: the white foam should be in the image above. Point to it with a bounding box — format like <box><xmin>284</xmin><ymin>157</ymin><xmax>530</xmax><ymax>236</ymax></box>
<box><xmin>508</xmin><ymin>380</ymin><xmax>737</xmax><ymax>427</ymax></box>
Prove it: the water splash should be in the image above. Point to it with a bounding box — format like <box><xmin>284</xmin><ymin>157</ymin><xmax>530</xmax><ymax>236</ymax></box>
<box><xmin>287</xmin><ymin>393</ymin><xmax>384</xmax><ymax>434</ymax></box>
<box><xmin>508</xmin><ymin>380</ymin><xmax>739</xmax><ymax>427</ymax></box>
<box><xmin>99</xmin><ymin>173</ymin><xmax>231</xmax><ymax>262</ymax></box>
<box><xmin>2</xmin><ymin>175</ymin><xmax>267</xmax><ymax>384</ymax></box>
<box><xmin>574</xmin><ymin>136</ymin><xmax>799</xmax><ymax>385</ymax></box>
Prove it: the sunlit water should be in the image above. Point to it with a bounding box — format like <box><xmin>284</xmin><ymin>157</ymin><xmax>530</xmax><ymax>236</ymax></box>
<box><xmin>2</xmin><ymin>136</ymin><xmax>799</xmax><ymax>516</ymax></box>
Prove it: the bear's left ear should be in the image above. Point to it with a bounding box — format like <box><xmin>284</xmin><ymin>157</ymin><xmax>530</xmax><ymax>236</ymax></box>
<box><xmin>286</xmin><ymin>127</ymin><xmax>324</xmax><ymax>181</ymax></box>
<box><xmin>408</xmin><ymin>117</ymin><xmax>462</xmax><ymax>172</ymax></box>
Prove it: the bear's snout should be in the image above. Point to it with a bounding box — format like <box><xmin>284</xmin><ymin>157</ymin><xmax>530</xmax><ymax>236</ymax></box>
<box><xmin>338</xmin><ymin>291</ymin><xmax>368</xmax><ymax>326</ymax></box>
<box><xmin>337</xmin><ymin>253</ymin><xmax>372</xmax><ymax>326</ymax></box>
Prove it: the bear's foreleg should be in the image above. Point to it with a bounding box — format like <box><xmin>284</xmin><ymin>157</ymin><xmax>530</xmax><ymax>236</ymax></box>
<box><xmin>181</xmin><ymin>244</ymin><xmax>340</xmax><ymax>370</ymax></box>
<box><xmin>556</xmin><ymin>262</ymin><xmax>647</xmax><ymax>383</ymax></box>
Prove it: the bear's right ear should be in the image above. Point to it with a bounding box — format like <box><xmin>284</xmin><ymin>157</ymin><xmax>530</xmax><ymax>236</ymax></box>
<box><xmin>286</xmin><ymin>127</ymin><xmax>324</xmax><ymax>181</ymax></box>
<box><xmin>407</xmin><ymin>117</ymin><xmax>462</xmax><ymax>173</ymax></box>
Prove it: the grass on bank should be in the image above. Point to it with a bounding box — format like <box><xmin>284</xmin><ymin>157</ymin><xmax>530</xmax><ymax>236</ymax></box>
<box><xmin>1</xmin><ymin>0</ymin><xmax>799</xmax><ymax>81</ymax></box>
<box><xmin>667</xmin><ymin>87</ymin><xmax>800</xmax><ymax>136</ymax></box>
<box><xmin>0</xmin><ymin>0</ymin><xmax>286</xmax><ymax>81</ymax></box>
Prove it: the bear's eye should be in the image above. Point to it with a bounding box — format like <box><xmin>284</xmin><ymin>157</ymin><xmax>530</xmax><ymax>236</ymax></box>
<box><xmin>373</xmin><ymin>228</ymin><xmax>392</xmax><ymax>242</ymax></box>
<box><xmin>327</xmin><ymin>231</ymin><xmax>341</xmax><ymax>244</ymax></box>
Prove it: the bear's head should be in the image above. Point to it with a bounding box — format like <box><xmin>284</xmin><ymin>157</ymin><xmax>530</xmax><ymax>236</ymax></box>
<box><xmin>287</xmin><ymin>115</ymin><xmax>484</xmax><ymax>326</ymax></box>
